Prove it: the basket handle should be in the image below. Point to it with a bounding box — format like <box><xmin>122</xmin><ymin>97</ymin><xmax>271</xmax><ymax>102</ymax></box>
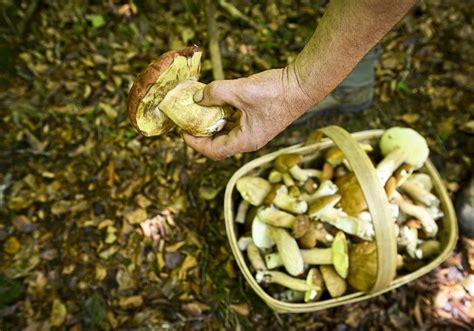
<box><xmin>319</xmin><ymin>126</ymin><xmax>397</xmax><ymax>292</ymax></box>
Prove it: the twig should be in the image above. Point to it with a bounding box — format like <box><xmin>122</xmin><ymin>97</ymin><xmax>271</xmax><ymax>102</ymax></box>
<box><xmin>217</xmin><ymin>0</ymin><xmax>260</xmax><ymax>31</ymax></box>
<box><xmin>205</xmin><ymin>0</ymin><xmax>225</xmax><ymax>80</ymax></box>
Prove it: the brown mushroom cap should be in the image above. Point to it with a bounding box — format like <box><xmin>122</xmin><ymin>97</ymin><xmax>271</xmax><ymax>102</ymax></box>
<box><xmin>127</xmin><ymin>46</ymin><xmax>201</xmax><ymax>136</ymax></box>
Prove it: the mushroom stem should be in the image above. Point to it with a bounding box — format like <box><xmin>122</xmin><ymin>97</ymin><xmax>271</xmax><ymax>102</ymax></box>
<box><xmin>268</xmin><ymin>227</ymin><xmax>304</xmax><ymax>276</ymax></box>
<box><xmin>376</xmin><ymin>147</ymin><xmax>407</xmax><ymax>185</ymax></box>
<box><xmin>319</xmin><ymin>209</ymin><xmax>375</xmax><ymax>241</ymax></box>
<box><xmin>237</xmin><ymin>236</ymin><xmax>252</xmax><ymax>251</ymax></box>
<box><xmin>401</xmin><ymin>180</ymin><xmax>440</xmax><ymax>207</ymax></box>
<box><xmin>392</xmin><ymin>191</ymin><xmax>438</xmax><ymax>237</ymax></box>
<box><xmin>247</xmin><ymin>242</ymin><xmax>266</xmax><ymax>271</ymax></box>
<box><xmin>415</xmin><ymin>240</ymin><xmax>441</xmax><ymax>259</ymax></box>
<box><xmin>265</xmin><ymin>248</ymin><xmax>332</xmax><ymax>269</ymax></box>
<box><xmin>398</xmin><ymin>225</ymin><xmax>418</xmax><ymax>258</ymax></box>
<box><xmin>273</xmin><ymin>190</ymin><xmax>308</xmax><ymax>214</ymax></box>
<box><xmin>256</xmin><ymin>207</ymin><xmax>296</xmax><ymax>228</ymax></box>
<box><xmin>275</xmin><ymin>289</ymin><xmax>305</xmax><ymax>303</ymax></box>
<box><xmin>256</xmin><ymin>270</ymin><xmax>320</xmax><ymax>292</ymax></box>
<box><xmin>235</xmin><ymin>200</ymin><xmax>250</xmax><ymax>224</ymax></box>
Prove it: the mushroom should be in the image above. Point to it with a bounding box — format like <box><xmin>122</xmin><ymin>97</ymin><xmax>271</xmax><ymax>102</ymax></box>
<box><xmin>347</xmin><ymin>241</ymin><xmax>378</xmax><ymax>292</ymax></box>
<box><xmin>268</xmin><ymin>226</ymin><xmax>304</xmax><ymax>276</ymax></box>
<box><xmin>391</xmin><ymin>190</ymin><xmax>438</xmax><ymax>237</ymax></box>
<box><xmin>247</xmin><ymin>242</ymin><xmax>267</xmax><ymax>271</ymax></box>
<box><xmin>292</xmin><ymin>215</ymin><xmax>311</xmax><ymax>239</ymax></box>
<box><xmin>309</xmin><ymin>194</ymin><xmax>374</xmax><ymax>241</ymax></box>
<box><xmin>127</xmin><ymin>46</ymin><xmax>230</xmax><ymax>137</ymax></box>
<box><xmin>272</xmin><ymin>186</ymin><xmax>308</xmax><ymax>215</ymax></box>
<box><xmin>301</xmin><ymin>179</ymin><xmax>338</xmax><ymax>204</ymax></box>
<box><xmin>320</xmin><ymin>265</ymin><xmax>347</xmax><ymax>298</ymax></box>
<box><xmin>409</xmin><ymin>173</ymin><xmax>433</xmax><ymax>191</ymax></box>
<box><xmin>336</xmin><ymin>173</ymin><xmax>368</xmax><ymax>215</ymax></box>
<box><xmin>415</xmin><ymin>240</ymin><xmax>441</xmax><ymax>259</ymax></box>
<box><xmin>256</xmin><ymin>270</ymin><xmax>322</xmax><ymax>302</ymax></box>
<box><xmin>376</xmin><ymin>127</ymin><xmax>429</xmax><ymax>185</ymax></box>
<box><xmin>305</xmin><ymin>268</ymin><xmax>326</xmax><ymax>302</ymax></box>
<box><xmin>298</xmin><ymin>221</ymin><xmax>334</xmax><ymax>248</ymax></box>
<box><xmin>274</xmin><ymin>154</ymin><xmax>321</xmax><ymax>182</ymax></box>
<box><xmin>236</xmin><ymin>176</ymin><xmax>272</xmax><ymax>207</ymax></box>
<box><xmin>265</xmin><ymin>231</ymin><xmax>349</xmax><ymax>279</ymax></box>
<box><xmin>251</xmin><ymin>217</ymin><xmax>274</xmax><ymax>249</ymax></box>
<box><xmin>274</xmin><ymin>289</ymin><xmax>305</xmax><ymax>303</ymax></box>
<box><xmin>268</xmin><ymin>170</ymin><xmax>283</xmax><ymax>184</ymax></box>
<box><xmin>400</xmin><ymin>177</ymin><xmax>440</xmax><ymax>208</ymax></box>
<box><xmin>256</xmin><ymin>207</ymin><xmax>296</xmax><ymax>228</ymax></box>
<box><xmin>235</xmin><ymin>200</ymin><xmax>250</xmax><ymax>224</ymax></box>
<box><xmin>398</xmin><ymin>225</ymin><xmax>418</xmax><ymax>258</ymax></box>
<box><xmin>237</xmin><ymin>236</ymin><xmax>252</xmax><ymax>251</ymax></box>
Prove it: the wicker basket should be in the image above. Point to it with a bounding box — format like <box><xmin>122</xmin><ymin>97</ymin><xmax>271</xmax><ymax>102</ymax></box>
<box><xmin>224</xmin><ymin>126</ymin><xmax>458</xmax><ymax>313</ymax></box>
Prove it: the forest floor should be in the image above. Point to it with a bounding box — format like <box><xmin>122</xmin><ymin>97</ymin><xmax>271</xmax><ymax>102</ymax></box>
<box><xmin>0</xmin><ymin>0</ymin><xmax>473</xmax><ymax>330</ymax></box>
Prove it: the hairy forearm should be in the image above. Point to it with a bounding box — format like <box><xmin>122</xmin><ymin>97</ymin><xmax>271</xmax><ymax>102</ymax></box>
<box><xmin>289</xmin><ymin>0</ymin><xmax>417</xmax><ymax>109</ymax></box>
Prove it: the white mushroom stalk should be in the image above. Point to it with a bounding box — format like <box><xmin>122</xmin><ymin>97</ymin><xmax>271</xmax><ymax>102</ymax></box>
<box><xmin>268</xmin><ymin>226</ymin><xmax>304</xmax><ymax>276</ymax></box>
<box><xmin>392</xmin><ymin>191</ymin><xmax>438</xmax><ymax>237</ymax></box>
<box><xmin>274</xmin><ymin>289</ymin><xmax>305</xmax><ymax>303</ymax></box>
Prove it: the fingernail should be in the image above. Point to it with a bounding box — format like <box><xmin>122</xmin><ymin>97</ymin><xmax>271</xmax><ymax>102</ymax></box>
<box><xmin>193</xmin><ymin>89</ymin><xmax>204</xmax><ymax>103</ymax></box>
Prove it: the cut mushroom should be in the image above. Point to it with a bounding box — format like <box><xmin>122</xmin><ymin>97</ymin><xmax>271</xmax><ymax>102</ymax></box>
<box><xmin>305</xmin><ymin>268</ymin><xmax>326</xmax><ymax>302</ymax></box>
<box><xmin>298</xmin><ymin>220</ymin><xmax>334</xmax><ymax>249</ymax></box>
<box><xmin>128</xmin><ymin>46</ymin><xmax>230</xmax><ymax>137</ymax></box>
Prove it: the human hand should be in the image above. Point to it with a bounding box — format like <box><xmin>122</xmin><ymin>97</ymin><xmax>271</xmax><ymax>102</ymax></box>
<box><xmin>182</xmin><ymin>66</ymin><xmax>316</xmax><ymax>160</ymax></box>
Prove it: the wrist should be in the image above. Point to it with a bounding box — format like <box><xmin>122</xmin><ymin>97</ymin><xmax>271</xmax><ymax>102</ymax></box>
<box><xmin>280</xmin><ymin>64</ymin><xmax>323</xmax><ymax>118</ymax></box>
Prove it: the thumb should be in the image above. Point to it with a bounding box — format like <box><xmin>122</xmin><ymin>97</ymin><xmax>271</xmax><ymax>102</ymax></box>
<box><xmin>193</xmin><ymin>80</ymin><xmax>236</xmax><ymax>107</ymax></box>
